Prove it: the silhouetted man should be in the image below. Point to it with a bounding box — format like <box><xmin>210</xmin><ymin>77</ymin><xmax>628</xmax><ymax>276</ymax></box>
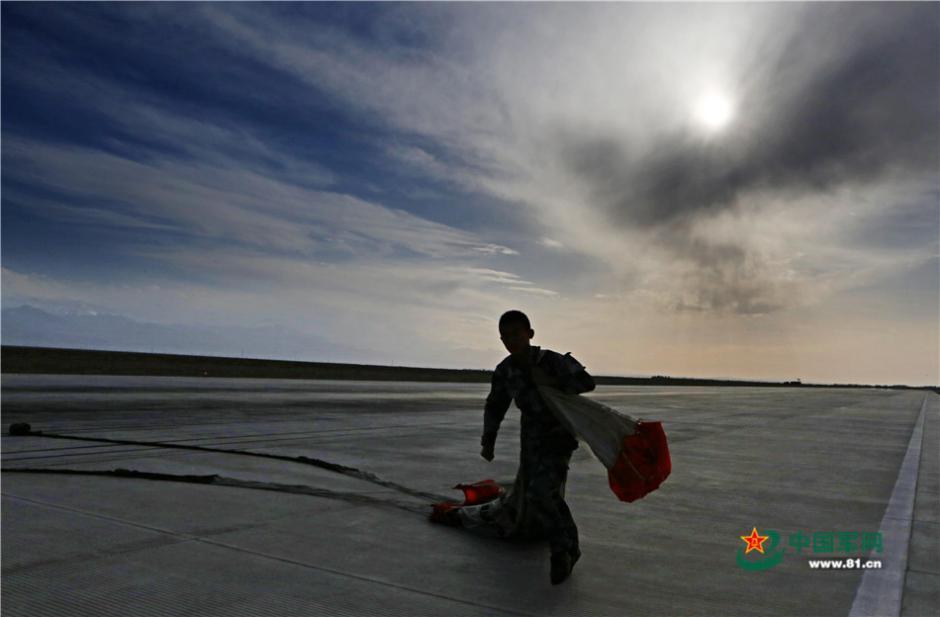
<box><xmin>481</xmin><ymin>309</ymin><xmax>595</xmax><ymax>584</ymax></box>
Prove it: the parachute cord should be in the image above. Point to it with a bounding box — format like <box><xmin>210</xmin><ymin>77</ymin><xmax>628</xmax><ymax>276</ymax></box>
<box><xmin>1</xmin><ymin>466</ymin><xmax>430</xmax><ymax>515</ymax></box>
<box><xmin>7</xmin><ymin>428</ymin><xmax>451</xmax><ymax>502</ymax></box>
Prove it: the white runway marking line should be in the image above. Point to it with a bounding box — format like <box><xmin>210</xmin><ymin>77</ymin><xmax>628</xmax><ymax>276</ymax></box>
<box><xmin>848</xmin><ymin>394</ymin><xmax>930</xmax><ymax>617</ymax></box>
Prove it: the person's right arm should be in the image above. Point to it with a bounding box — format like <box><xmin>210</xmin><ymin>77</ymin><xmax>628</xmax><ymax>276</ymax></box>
<box><xmin>481</xmin><ymin>367</ymin><xmax>511</xmax><ymax>461</ymax></box>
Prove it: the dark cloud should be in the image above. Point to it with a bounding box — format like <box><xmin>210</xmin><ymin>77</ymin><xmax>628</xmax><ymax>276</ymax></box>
<box><xmin>559</xmin><ymin>4</ymin><xmax>937</xmax><ymax>314</ymax></box>
<box><xmin>745</xmin><ymin>5</ymin><xmax>937</xmax><ymax>187</ymax></box>
<box><xmin>654</xmin><ymin>228</ymin><xmax>791</xmax><ymax>315</ymax></box>
<box><xmin>563</xmin><ymin>3</ymin><xmax>938</xmax><ymax>230</ymax></box>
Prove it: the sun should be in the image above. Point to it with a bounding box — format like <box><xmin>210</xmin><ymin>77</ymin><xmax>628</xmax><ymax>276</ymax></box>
<box><xmin>694</xmin><ymin>92</ymin><xmax>734</xmax><ymax>132</ymax></box>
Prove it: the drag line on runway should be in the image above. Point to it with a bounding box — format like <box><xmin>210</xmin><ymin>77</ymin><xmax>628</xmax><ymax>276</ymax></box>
<box><xmin>2</xmin><ymin>467</ymin><xmax>433</xmax><ymax>514</ymax></box>
<box><xmin>5</xmin><ymin>430</ymin><xmax>452</xmax><ymax>502</ymax></box>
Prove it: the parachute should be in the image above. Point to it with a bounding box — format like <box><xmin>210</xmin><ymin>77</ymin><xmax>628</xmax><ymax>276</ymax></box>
<box><xmin>430</xmin><ymin>385</ymin><xmax>671</xmax><ymax>531</ymax></box>
<box><xmin>535</xmin><ymin>384</ymin><xmax>671</xmax><ymax>502</ymax></box>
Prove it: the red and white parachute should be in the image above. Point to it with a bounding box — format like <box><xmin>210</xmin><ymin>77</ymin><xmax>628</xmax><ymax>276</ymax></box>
<box><xmin>535</xmin><ymin>384</ymin><xmax>671</xmax><ymax>503</ymax></box>
<box><xmin>430</xmin><ymin>386</ymin><xmax>671</xmax><ymax>529</ymax></box>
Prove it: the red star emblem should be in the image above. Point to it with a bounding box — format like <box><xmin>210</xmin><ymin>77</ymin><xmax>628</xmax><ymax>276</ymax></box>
<box><xmin>740</xmin><ymin>527</ymin><xmax>769</xmax><ymax>554</ymax></box>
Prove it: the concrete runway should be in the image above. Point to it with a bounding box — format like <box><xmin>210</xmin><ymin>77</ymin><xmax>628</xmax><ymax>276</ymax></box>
<box><xmin>2</xmin><ymin>375</ymin><xmax>937</xmax><ymax>616</ymax></box>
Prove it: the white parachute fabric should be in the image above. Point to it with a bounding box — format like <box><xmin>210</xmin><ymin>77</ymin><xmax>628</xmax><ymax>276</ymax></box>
<box><xmin>535</xmin><ymin>384</ymin><xmax>639</xmax><ymax>469</ymax></box>
<box><xmin>456</xmin><ymin>497</ymin><xmax>506</xmax><ymax>529</ymax></box>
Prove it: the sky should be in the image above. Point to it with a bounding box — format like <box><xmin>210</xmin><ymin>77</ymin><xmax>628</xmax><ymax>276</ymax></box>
<box><xmin>1</xmin><ymin>2</ymin><xmax>938</xmax><ymax>385</ymax></box>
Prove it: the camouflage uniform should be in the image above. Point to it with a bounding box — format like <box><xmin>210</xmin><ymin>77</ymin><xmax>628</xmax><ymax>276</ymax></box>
<box><xmin>483</xmin><ymin>346</ymin><xmax>595</xmax><ymax>554</ymax></box>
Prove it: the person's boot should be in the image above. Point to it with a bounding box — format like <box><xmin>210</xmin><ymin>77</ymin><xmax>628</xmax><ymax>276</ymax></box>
<box><xmin>569</xmin><ymin>545</ymin><xmax>581</xmax><ymax>569</ymax></box>
<box><xmin>550</xmin><ymin>550</ymin><xmax>573</xmax><ymax>585</ymax></box>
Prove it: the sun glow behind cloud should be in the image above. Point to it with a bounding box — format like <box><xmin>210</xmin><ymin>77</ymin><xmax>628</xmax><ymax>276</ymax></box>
<box><xmin>694</xmin><ymin>91</ymin><xmax>735</xmax><ymax>132</ymax></box>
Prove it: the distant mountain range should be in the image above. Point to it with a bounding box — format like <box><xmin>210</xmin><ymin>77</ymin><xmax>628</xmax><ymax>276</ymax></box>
<box><xmin>0</xmin><ymin>304</ymin><xmax>387</xmax><ymax>365</ymax></box>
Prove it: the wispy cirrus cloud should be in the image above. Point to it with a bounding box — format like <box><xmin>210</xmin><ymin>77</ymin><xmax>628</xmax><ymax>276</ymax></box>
<box><xmin>2</xmin><ymin>135</ymin><xmax>516</xmax><ymax>260</ymax></box>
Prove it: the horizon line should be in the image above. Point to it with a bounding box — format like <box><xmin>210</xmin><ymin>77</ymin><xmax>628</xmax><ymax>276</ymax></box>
<box><xmin>1</xmin><ymin>344</ymin><xmax>936</xmax><ymax>391</ymax></box>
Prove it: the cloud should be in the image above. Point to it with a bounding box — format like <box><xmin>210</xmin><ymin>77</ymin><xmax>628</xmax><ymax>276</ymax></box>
<box><xmin>0</xmin><ymin>257</ymin><xmax>552</xmax><ymax>368</ymax></box>
<box><xmin>472</xmin><ymin>244</ymin><xmax>519</xmax><ymax>256</ymax></box>
<box><xmin>185</xmin><ymin>3</ymin><xmax>937</xmax><ymax>316</ymax></box>
<box><xmin>562</xmin><ymin>5</ymin><xmax>937</xmax><ymax>231</ymax></box>
<box><xmin>2</xmin><ymin>135</ymin><xmax>517</xmax><ymax>260</ymax></box>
